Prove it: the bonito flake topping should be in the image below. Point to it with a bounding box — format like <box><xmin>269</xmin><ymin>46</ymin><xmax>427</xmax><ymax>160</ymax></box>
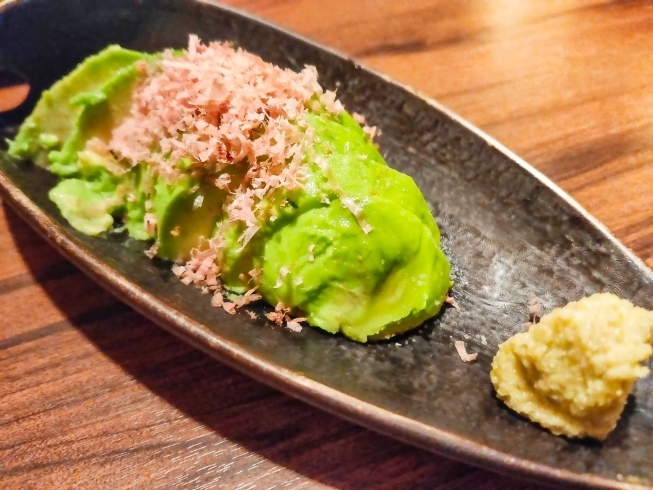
<box><xmin>109</xmin><ymin>35</ymin><xmax>333</xmax><ymax>240</ymax></box>
<box><xmin>109</xmin><ymin>36</ymin><xmax>345</xmax><ymax>315</ymax></box>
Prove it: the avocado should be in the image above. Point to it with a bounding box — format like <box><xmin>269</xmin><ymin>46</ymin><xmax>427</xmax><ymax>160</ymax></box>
<box><xmin>153</xmin><ymin>178</ymin><xmax>225</xmax><ymax>262</ymax></box>
<box><xmin>304</xmin><ymin>112</ymin><xmax>440</xmax><ymax>241</ymax></box>
<box><xmin>213</xmin><ymin>109</ymin><xmax>451</xmax><ymax>340</ymax></box>
<box><xmin>10</xmin><ymin>44</ymin><xmax>452</xmax><ymax>343</ymax></box>
<box><xmin>10</xmin><ymin>47</ymin><xmax>149</xmax><ymax>237</ymax></box>
<box><xmin>47</xmin><ymin>60</ymin><xmax>144</xmax><ymax>176</ymax></box>
<box><xmin>118</xmin><ymin>166</ymin><xmax>151</xmax><ymax>241</ymax></box>
<box><xmin>48</xmin><ymin>176</ymin><xmax>122</xmax><ymax>236</ymax></box>
<box><xmin>258</xmin><ymin>198</ymin><xmax>450</xmax><ymax>341</ymax></box>
<box><xmin>8</xmin><ymin>46</ymin><xmax>147</xmax><ymax>167</ymax></box>
<box><xmin>215</xmin><ymin>220</ymin><xmax>259</xmax><ymax>293</ymax></box>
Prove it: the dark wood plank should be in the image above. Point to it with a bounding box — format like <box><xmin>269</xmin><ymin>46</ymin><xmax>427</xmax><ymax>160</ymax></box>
<box><xmin>3</xmin><ymin>1</ymin><xmax>653</xmax><ymax>488</ymax></box>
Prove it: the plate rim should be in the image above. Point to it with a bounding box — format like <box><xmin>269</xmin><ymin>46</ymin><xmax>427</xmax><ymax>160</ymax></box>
<box><xmin>0</xmin><ymin>1</ymin><xmax>651</xmax><ymax>488</ymax></box>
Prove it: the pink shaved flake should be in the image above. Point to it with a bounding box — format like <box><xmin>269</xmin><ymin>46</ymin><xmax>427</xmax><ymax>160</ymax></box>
<box><xmin>144</xmin><ymin>213</ymin><xmax>157</xmax><ymax>235</ymax></box>
<box><xmin>528</xmin><ymin>298</ymin><xmax>542</xmax><ymax>321</ymax></box>
<box><xmin>454</xmin><ymin>340</ymin><xmax>477</xmax><ymax>363</ymax></box>
<box><xmin>234</xmin><ymin>287</ymin><xmax>263</xmax><ymax>308</ymax></box>
<box><xmin>195</xmin><ymin>255</ymin><xmax>215</xmax><ymax>279</ymax></box>
<box><xmin>445</xmin><ymin>296</ymin><xmax>460</xmax><ymax>309</ymax></box>
<box><xmin>265</xmin><ymin>301</ymin><xmax>303</xmax><ymax>330</ymax></box>
<box><xmin>320</xmin><ymin>90</ymin><xmax>343</xmax><ymax>114</ymax></box>
<box><xmin>266</xmin><ymin>301</ymin><xmax>290</xmax><ymax>325</ymax></box>
<box><xmin>352</xmin><ymin>112</ymin><xmax>379</xmax><ymax>141</ymax></box>
<box><xmin>215</xmin><ymin>173</ymin><xmax>231</xmax><ymax>190</ymax></box>
<box><xmin>135</xmin><ymin>59</ymin><xmax>150</xmax><ymax>75</ymax></box>
<box><xmin>211</xmin><ymin>291</ymin><xmax>224</xmax><ymax>308</ymax></box>
<box><xmin>222</xmin><ymin>302</ymin><xmax>236</xmax><ymax>315</ymax></box>
<box><xmin>286</xmin><ymin>322</ymin><xmax>302</xmax><ymax>332</ymax></box>
<box><xmin>273</xmin><ymin>266</ymin><xmax>290</xmax><ymax>289</ymax></box>
<box><xmin>363</xmin><ymin>125</ymin><xmax>380</xmax><ymax>140</ymax></box>
<box><xmin>236</xmin><ymin>224</ymin><xmax>261</xmax><ymax>252</ymax></box>
<box><xmin>228</xmin><ymin>193</ymin><xmax>258</xmax><ymax>226</ymax></box>
<box><xmin>246</xmin><ymin>310</ymin><xmax>258</xmax><ymax>320</ymax></box>
<box><xmin>352</xmin><ymin>112</ymin><xmax>366</xmax><ymax>125</ymax></box>
<box><xmin>210</xmin><ymin>290</ymin><xmax>237</xmax><ymax>314</ymax></box>
<box><xmin>266</xmin><ymin>311</ymin><xmax>284</xmax><ymax>325</ymax></box>
<box><xmin>145</xmin><ymin>242</ymin><xmax>159</xmax><ymax>259</ymax></box>
<box><xmin>341</xmin><ymin>197</ymin><xmax>373</xmax><ymax>235</ymax></box>
<box><xmin>173</xmin><ymin>240</ymin><xmax>222</xmax><ymax>290</ymax></box>
<box><xmin>286</xmin><ymin>319</ymin><xmax>304</xmax><ymax>332</ymax></box>
<box><xmin>248</xmin><ymin>268</ymin><xmax>262</xmax><ymax>282</ymax></box>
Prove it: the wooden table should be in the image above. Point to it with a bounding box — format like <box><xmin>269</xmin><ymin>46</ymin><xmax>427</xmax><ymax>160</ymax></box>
<box><xmin>2</xmin><ymin>1</ymin><xmax>652</xmax><ymax>488</ymax></box>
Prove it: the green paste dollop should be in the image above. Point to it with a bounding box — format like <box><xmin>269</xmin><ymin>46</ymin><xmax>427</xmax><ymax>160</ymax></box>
<box><xmin>8</xmin><ymin>45</ymin><xmax>452</xmax><ymax>342</ymax></box>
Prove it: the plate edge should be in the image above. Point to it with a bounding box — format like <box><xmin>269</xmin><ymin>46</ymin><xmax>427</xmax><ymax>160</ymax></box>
<box><xmin>0</xmin><ymin>0</ymin><xmax>650</xmax><ymax>486</ymax></box>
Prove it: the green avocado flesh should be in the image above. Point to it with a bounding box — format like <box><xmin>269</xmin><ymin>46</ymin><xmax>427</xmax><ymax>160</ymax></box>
<box><xmin>7</xmin><ymin>46</ymin><xmax>452</xmax><ymax>342</ymax></box>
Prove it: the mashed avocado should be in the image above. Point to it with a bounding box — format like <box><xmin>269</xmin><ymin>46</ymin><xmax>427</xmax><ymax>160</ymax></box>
<box><xmin>491</xmin><ymin>293</ymin><xmax>653</xmax><ymax>439</ymax></box>
<box><xmin>7</xmin><ymin>40</ymin><xmax>452</xmax><ymax>342</ymax></box>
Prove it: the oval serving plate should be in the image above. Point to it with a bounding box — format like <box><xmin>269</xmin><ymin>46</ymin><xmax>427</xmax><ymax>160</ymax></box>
<box><xmin>1</xmin><ymin>1</ymin><xmax>653</xmax><ymax>488</ymax></box>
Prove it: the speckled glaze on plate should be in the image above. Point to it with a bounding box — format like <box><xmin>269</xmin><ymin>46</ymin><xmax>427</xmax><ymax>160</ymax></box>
<box><xmin>1</xmin><ymin>1</ymin><xmax>652</xmax><ymax>488</ymax></box>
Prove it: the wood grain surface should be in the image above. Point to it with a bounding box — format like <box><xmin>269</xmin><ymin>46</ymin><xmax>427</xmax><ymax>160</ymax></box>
<box><xmin>2</xmin><ymin>1</ymin><xmax>653</xmax><ymax>488</ymax></box>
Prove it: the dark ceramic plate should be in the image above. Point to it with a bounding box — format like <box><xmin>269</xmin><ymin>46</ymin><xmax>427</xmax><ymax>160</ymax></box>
<box><xmin>2</xmin><ymin>1</ymin><xmax>653</xmax><ymax>488</ymax></box>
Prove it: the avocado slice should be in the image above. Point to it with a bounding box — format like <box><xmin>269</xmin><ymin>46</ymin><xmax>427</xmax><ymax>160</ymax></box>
<box><xmin>8</xmin><ymin>46</ymin><xmax>147</xmax><ymax>166</ymax></box>
<box><xmin>258</xmin><ymin>197</ymin><xmax>451</xmax><ymax>342</ymax></box>
<box><xmin>120</xmin><ymin>165</ymin><xmax>153</xmax><ymax>241</ymax></box>
<box><xmin>47</xmin><ymin>60</ymin><xmax>145</xmax><ymax>177</ymax></box>
<box><xmin>299</xmin><ymin>112</ymin><xmax>441</xmax><ymax>241</ymax></box>
<box><xmin>19</xmin><ymin>52</ymin><xmax>150</xmax><ymax>237</ymax></box>
<box><xmin>48</xmin><ymin>176</ymin><xmax>123</xmax><ymax>236</ymax></box>
<box><xmin>218</xmin><ymin>109</ymin><xmax>449</xmax><ymax>327</ymax></box>
<box><xmin>152</xmin><ymin>178</ymin><xmax>225</xmax><ymax>262</ymax></box>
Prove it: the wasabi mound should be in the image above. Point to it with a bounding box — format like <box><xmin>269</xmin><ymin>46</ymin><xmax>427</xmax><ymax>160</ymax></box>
<box><xmin>491</xmin><ymin>293</ymin><xmax>653</xmax><ymax>439</ymax></box>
